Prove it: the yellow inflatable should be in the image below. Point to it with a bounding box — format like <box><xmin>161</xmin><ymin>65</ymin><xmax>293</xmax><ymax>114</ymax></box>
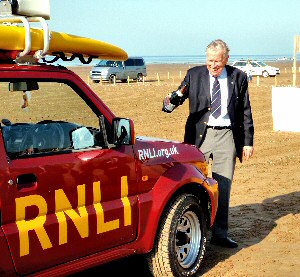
<box><xmin>0</xmin><ymin>25</ymin><xmax>128</xmax><ymax>61</ymax></box>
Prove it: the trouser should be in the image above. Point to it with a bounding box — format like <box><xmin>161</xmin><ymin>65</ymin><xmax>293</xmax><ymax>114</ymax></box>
<box><xmin>200</xmin><ymin>128</ymin><xmax>237</xmax><ymax>238</ymax></box>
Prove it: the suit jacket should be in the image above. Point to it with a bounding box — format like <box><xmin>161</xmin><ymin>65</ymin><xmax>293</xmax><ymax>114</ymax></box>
<box><xmin>178</xmin><ymin>64</ymin><xmax>254</xmax><ymax>162</ymax></box>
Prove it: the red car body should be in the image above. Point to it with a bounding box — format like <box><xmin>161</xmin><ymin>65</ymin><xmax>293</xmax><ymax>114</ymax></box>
<box><xmin>0</xmin><ymin>63</ymin><xmax>218</xmax><ymax>276</ymax></box>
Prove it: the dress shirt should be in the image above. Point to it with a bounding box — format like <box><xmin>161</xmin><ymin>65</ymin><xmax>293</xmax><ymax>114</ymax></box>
<box><xmin>207</xmin><ymin>68</ymin><xmax>231</xmax><ymax>127</ymax></box>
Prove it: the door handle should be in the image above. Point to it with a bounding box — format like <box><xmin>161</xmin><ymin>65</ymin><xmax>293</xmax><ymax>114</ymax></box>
<box><xmin>16</xmin><ymin>174</ymin><xmax>38</xmax><ymax>192</ymax></box>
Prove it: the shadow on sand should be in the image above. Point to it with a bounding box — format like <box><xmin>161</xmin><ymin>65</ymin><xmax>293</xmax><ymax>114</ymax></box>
<box><xmin>71</xmin><ymin>191</ymin><xmax>300</xmax><ymax>276</ymax></box>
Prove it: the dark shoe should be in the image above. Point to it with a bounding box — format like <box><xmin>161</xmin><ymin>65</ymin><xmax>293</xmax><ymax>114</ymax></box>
<box><xmin>210</xmin><ymin>236</ymin><xmax>238</xmax><ymax>248</ymax></box>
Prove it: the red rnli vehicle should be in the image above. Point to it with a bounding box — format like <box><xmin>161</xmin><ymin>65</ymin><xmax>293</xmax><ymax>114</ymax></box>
<box><xmin>0</xmin><ymin>1</ymin><xmax>218</xmax><ymax>276</ymax></box>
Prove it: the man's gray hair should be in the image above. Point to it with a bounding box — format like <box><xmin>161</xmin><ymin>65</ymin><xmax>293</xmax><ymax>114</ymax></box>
<box><xmin>206</xmin><ymin>39</ymin><xmax>230</xmax><ymax>57</ymax></box>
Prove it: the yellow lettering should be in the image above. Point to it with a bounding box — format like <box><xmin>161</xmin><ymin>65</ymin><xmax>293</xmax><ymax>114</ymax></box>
<box><xmin>121</xmin><ymin>176</ymin><xmax>132</xmax><ymax>226</ymax></box>
<box><xmin>15</xmin><ymin>176</ymin><xmax>132</xmax><ymax>256</ymax></box>
<box><xmin>16</xmin><ymin>195</ymin><xmax>52</xmax><ymax>257</ymax></box>
<box><xmin>55</xmin><ymin>184</ymin><xmax>89</xmax><ymax>245</ymax></box>
<box><xmin>93</xmin><ymin>181</ymin><xmax>119</xmax><ymax>233</ymax></box>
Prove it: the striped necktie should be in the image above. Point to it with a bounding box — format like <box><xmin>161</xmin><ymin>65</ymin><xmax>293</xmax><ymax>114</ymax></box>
<box><xmin>211</xmin><ymin>77</ymin><xmax>221</xmax><ymax>118</ymax></box>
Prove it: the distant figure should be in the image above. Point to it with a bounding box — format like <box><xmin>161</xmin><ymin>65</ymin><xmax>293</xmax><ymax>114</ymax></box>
<box><xmin>245</xmin><ymin>60</ymin><xmax>253</xmax><ymax>82</ymax></box>
<box><xmin>162</xmin><ymin>39</ymin><xmax>254</xmax><ymax>248</ymax></box>
<box><xmin>21</xmin><ymin>91</ymin><xmax>31</xmax><ymax>109</ymax></box>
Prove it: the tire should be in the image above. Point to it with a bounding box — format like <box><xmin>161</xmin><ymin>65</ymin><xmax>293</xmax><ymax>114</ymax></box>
<box><xmin>137</xmin><ymin>73</ymin><xmax>143</xmax><ymax>82</ymax></box>
<box><xmin>147</xmin><ymin>194</ymin><xmax>207</xmax><ymax>277</ymax></box>
<box><xmin>109</xmin><ymin>75</ymin><xmax>116</xmax><ymax>83</ymax></box>
<box><xmin>93</xmin><ymin>80</ymin><xmax>99</xmax><ymax>83</ymax></box>
<box><xmin>262</xmin><ymin>71</ymin><xmax>269</xmax><ymax>78</ymax></box>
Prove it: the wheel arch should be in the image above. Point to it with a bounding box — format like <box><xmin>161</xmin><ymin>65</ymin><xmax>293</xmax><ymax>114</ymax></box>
<box><xmin>262</xmin><ymin>70</ymin><xmax>269</xmax><ymax>77</ymax></box>
<box><xmin>171</xmin><ymin>183</ymin><xmax>213</xmax><ymax>228</ymax></box>
<box><xmin>109</xmin><ymin>74</ymin><xmax>116</xmax><ymax>82</ymax></box>
<box><xmin>134</xmin><ymin>164</ymin><xmax>217</xmax><ymax>254</ymax></box>
<box><xmin>136</xmin><ymin>73</ymin><xmax>143</xmax><ymax>81</ymax></box>
<box><xmin>153</xmin><ymin>184</ymin><xmax>213</xmax><ymax>243</ymax></box>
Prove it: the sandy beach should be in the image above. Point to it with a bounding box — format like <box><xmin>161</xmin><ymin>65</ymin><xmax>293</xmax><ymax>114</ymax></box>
<box><xmin>71</xmin><ymin>61</ymin><xmax>300</xmax><ymax>277</ymax></box>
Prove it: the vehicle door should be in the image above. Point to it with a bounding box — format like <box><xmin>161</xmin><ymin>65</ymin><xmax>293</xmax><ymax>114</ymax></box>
<box><xmin>114</xmin><ymin>61</ymin><xmax>125</xmax><ymax>80</ymax></box>
<box><xmin>251</xmin><ymin>61</ymin><xmax>262</xmax><ymax>76</ymax></box>
<box><xmin>0</xmin><ymin>80</ymin><xmax>138</xmax><ymax>275</ymax></box>
<box><xmin>124</xmin><ymin>59</ymin><xmax>136</xmax><ymax>79</ymax></box>
<box><xmin>135</xmin><ymin>58</ymin><xmax>147</xmax><ymax>77</ymax></box>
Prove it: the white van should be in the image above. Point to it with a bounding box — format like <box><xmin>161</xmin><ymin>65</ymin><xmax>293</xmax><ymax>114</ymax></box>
<box><xmin>89</xmin><ymin>57</ymin><xmax>147</xmax><ymax>83</ymax></box>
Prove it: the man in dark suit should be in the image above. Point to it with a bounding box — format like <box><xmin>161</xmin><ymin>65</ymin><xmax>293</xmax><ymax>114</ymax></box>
<box><xmin>163</xmin><ymin>39</ymin><xmax>254</xmax><ymax>248</ymax></box>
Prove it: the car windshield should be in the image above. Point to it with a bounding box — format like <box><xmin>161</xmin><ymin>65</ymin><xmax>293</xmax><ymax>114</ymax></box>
<box><xmin>257</xmin><ymin>61</ymin><xmax>267</xmax><ymax>67</ymax></box>
<box><xmin>0</xmin><ymin>80</ymin><xmax>105</xmax><ymax>159</ymax></box>
<box><xmin>95</xmin><ymin>60</ymin><xmax>122</xmax><ymax>67</ymax></box>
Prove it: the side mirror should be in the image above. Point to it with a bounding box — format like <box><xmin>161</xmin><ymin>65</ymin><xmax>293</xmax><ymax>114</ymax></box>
<box><xmin>113</xmin><ymin>118</ymin><xmax>135</xmax><ymax>145</ymax></box>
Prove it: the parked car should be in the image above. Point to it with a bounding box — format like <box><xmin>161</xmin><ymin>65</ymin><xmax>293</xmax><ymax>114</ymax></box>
<box><xmin>231</xmin><ymin>60</ymin><xmax>280</xmax><ymax>77</ymax></box>
<box><xmin>89</xmin><ymin>57</ymin><xmax>147</xmax><ymax>83</ymax></box>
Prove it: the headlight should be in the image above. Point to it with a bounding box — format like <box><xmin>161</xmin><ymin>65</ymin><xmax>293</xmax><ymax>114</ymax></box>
<box><xmin>193</xmin><ymin>161</ymin><xmax>209</xmax><ymax>177</ymax></box>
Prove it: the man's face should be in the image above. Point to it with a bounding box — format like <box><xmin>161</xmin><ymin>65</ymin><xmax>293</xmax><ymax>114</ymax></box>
<box><xmin>206</xmin><ymin>48</ymin><xmax>229</xmax><ymax>77</ymax></box>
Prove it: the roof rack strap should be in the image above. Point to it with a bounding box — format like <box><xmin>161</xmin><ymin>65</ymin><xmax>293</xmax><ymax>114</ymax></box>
<box><xmin>0</xmin><ymin>15</ymin><xmax>50</xmax><ymax>59</ymax></box>
<box><xmin>30</xmin><ymin>17</ymin><xmax>50</xmax><ymax>59</ymax></box>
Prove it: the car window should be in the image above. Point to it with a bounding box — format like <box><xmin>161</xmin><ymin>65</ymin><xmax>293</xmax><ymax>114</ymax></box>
<box><xmin>234</xmin><ymin>62</ymin><xmax>246</xmax><ymax>67</ymax></box>
<box><xmin>106</xmin><ymin>60</ymin><xmax>116</xmax><ymax>67</ymax></box>
<box><xmin>251</xmin><ymin>62</ymin><xmax>259</xmax><ymax>67</ymax></box>
<box><xmin>0</xmin><ymin>81</ymin><xmax>106</xmax><ymax>159</ymax></box>
<box><xmin>134</xmin><ymin>59</ymin><xmax>144</xmax><ymax>66</ymax></box>
<box><xmin>124</xmin><ymin>59</ymin><xmax>134</xmax><ymax>66</ymax></box>
<box><xmin>257</xmin><ymin>61</ymin><xmax>267</xmax><ymax>67</ymax></box>
<box><xmin>96</xmin><ymin>60</ymin><xmax>110</xmax><ymax>67</ymax></box>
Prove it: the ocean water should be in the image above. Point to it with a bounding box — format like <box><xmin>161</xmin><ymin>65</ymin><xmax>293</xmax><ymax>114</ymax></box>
<box><xmin>143</xmin><ymin>54</ymin><xmax>293</xmax><ymax>65</ymax></box>
<box><xmin>51</xmin><ymin>54</ymin><xmax>293</xmax><ymax>67</ymax></box>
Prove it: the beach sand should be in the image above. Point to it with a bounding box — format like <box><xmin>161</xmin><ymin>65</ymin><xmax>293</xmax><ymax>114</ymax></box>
<box><xmin>71</xmin><ymin>61</ymin><xmax>300</xmax><ymax>277</ymax></box>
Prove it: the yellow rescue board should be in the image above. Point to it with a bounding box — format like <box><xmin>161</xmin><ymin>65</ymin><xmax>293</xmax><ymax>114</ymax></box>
<box><xmin>0</xmin><ymin>25</ymin><xmax>128</xmax><ymax>60</ymax></box>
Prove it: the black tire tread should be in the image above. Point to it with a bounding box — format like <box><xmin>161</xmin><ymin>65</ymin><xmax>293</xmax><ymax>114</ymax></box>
<box><xmin>147</xmin><ymin>194</ymin><xmax>205</xmax><ymax>277</ymax></box>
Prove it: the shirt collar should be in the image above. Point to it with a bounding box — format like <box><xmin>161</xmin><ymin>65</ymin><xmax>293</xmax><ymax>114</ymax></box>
<box><xmin>209</xmin><ymin>67</ymin><xmax>227</xmax><ymax>80</ymax></box>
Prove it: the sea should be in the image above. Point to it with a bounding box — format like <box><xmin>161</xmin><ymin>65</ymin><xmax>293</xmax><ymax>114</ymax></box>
<box><xmin>51</xmin><ymin>54</ymin><xmax>294</xmax><ymax>67</ymax></box>
<box><xmin>143</xmin><ymin>54</ymin><xmax>293</xmax><ymax>65</ymax></box>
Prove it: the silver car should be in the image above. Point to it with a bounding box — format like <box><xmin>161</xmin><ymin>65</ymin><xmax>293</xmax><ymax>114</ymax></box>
<box><xmin>90</xmin><ymin>57</ymin><xmax>147</xmax><ymax>83</ymax></box>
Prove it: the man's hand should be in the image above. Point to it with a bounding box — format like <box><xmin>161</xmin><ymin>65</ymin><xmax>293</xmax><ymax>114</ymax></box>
<box><xmin>243</xmin><ymin>146</ymin><xmax>254</xmax><ymax>161</ymax></box>
<box><xmin>162</xmin><ymin>93</ymin><xmax>175</xmax><ymax>113</ymax></box>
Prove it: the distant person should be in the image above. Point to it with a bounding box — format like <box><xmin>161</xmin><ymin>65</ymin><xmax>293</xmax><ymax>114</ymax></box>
<box><xmin>245</xmin><ymin>60</ymin><xmax>253</xmax><ymax>82</ymax></box>
<box><xmin>162</xmin><ymin>39</ymin><xmax>254</xmax><ymax>248</ymax></box>
<box><xmin>21</xmin><ymin>91</ymin><xmax>31</xmax><ymax>109</ymax></box>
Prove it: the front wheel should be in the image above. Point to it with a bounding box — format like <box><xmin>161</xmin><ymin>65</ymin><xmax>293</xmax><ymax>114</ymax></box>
<box><xmin>262</xmin><ymin>71</ymin><xmax>269</xmax><ymax>78</ymax></box>
<box><xmin>109</xmin><ymin>75</ymin><xmax>116</xmax><ymax>83</ymax></box>
<box><xmin>147</xmin><ymin>194</ymin><xmax>207</xmax><ymax>277</ymax></box>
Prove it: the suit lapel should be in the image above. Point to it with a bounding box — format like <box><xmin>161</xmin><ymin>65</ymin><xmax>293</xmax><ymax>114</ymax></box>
<box><xmin>226</xmin><ymin>65</ymin><xmax>236</xmax><ymax>107</ymax></box>
<box><xmin>201</xmin><ymin>69</ymin><xmax>210</xmax><ymax>101</ymax></box>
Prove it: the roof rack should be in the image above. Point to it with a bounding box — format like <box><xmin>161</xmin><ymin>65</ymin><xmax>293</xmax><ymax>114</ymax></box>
<box><xmin>0</xmin><ymin>15</ymin><xmax>50</xmax><ymax>61</ymax></box>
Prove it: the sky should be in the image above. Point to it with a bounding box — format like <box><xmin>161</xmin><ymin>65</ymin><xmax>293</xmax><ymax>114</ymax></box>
<box><xmin>48</xmin><ymin>0</ymin><xmax>300</xmax><ymax>57</ymax></box>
